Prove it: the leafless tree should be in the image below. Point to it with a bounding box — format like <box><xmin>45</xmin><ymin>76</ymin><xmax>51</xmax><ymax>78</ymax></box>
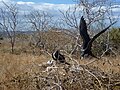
<box><xmin>78</xmin><ymin>0</ymin><xmax>116</xmax><ymax>28</ymax></box>
<box><xmin>60</xmin><ymin>6</ymin><xmax>82</xmax><ymax>55</ymax></box>
<box><xmin>25</xmin><ymin>10</ymin><xmax>53</xmax><ymax>53</ymax></box>
<box><xmin>0</xmin><ymin>2</ymin><xmax>19</xmax><ymax>53</ymax></box>
<box><xmin>60</xmin><ymin>0</ymin><xmax>117</xmax><ymax>57</ymax></box>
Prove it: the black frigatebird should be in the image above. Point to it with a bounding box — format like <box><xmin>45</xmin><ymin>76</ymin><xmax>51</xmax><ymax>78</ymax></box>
<box><xmin>52</xmin><ymin>50</ymin><xmax>70</xmax><ymax>65</ymax></box>
<box><xmin>80</xmin><ymin>16</ymin><xmax>116</xmax><ymax>59</ymax></box>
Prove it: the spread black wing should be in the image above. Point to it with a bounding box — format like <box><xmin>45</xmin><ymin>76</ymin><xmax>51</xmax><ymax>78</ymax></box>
<box><xmin>79</xmin><ymin>16</ymin><xmax>91</xmax><ymax>49</ymax></box>
<box><xmin>86</xmin><ymin>21</ymin><xmax>117</xmax><ymax>50</ymax></box>
<box><xmin>79</xmin><ymin>16</ymin><xmax>116</xmax><ymax>59</ymax></box>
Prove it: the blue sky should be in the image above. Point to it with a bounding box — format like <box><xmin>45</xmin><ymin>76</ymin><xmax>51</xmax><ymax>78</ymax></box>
<box><xmin>14</xmin><ymin>0</ymin><xmax>120</xmax><ymax>4</ymax></box>
<box><xmin>0</xmin><ymin>0</ymin><xmax>119</xmax><ymax>27</ymax></box>
<box><xmin>15</xmin><ymin>0</ymin><xmax>76</xmax><ymax>4</ymax></box>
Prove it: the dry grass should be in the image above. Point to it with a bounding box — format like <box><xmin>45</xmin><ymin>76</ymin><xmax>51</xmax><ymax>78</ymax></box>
<box><xmin>0</xmin><ymin>52</ymin><xmax>120</xmax><ymax>90</ymax></box>
<box><xmin>0</xmin><ymin>53</ymin><xmax>49</xmax><ymax>82</ymax></box>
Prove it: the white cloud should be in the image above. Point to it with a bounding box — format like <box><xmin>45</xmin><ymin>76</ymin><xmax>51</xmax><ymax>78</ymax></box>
<box><xmin>28</xmin><ymin>3</ymin><xmax>75</xmax><ymax>11</ymax></box>
<box><xmin>16</xmin><ymin>1</ymin><xmax>120</xmax><ymax>24</ymax></box>
<box><xmin>17</xmin><ymin>1</ymin><xmax>35</xmax><ymax>5</ymax></box>
<box><xmin>111</xmin><ymin>5</ymin><xmax>120</xmax><ymax>12</ymax></box>
<box><xmin>16</xmin><ymin>2</ymin><xmax>76</xmax><ymax>16</ymax></box>
<box><xmin>0</xmin><ymin>0</ymin><xmax>12</xmax><ymax>2</ymax></box>
<box><xmin>0</xmin><ymin>0</ymin><xmax>13</xmax><ymax>8</ymax></box>
<box><xmin>112</xmin><ymin>8</ymin><xmax>120</xmax><ymax>12</ymax></box>
<box><xmin>92</xmin><ymin>6</ymin><xmax>107</xmax><ymax>11</ymax></box>
<box><xmin>16</xmin><ymin>1</ymin><xmax>120</xmax><ymax>14</ymax></box>
<box><xmin>14</xmin><ymin>1</ymin><xmax>75</xmax><ymax>11</ymax></box>
<box><xmin>1</xmin><ymin>0</ymin><xmax>120</xmax><ymax>22</ymax></box>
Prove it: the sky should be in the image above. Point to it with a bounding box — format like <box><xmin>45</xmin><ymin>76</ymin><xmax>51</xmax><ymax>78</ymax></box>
<box><xmin>0</xmin><ymin>0</ymin><xmax>120</xmax><ymax>13</ymax></box>
<box><xmin>0</xmin><ymin>0</ymin><xmax>120</xmax><ymax>27</ymax></box>
<box><xmin>13</xmin><ymin>0</ymin><xmax>120</xmax><ymax>4</ymax></box>
<box><xmin>14</xmin><ymin>0</ymin><xmax>76</xmax><ymax>4</ymax></box>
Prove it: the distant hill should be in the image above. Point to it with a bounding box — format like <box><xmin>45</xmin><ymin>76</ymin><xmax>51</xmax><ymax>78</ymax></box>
<box><xmin>0</xmin><ymin>30</ymin><xmax>35</xmax><ymax>38</ymax></box>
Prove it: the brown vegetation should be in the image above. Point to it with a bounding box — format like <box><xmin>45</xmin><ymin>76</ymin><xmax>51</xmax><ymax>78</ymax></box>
<box><xmin>0</xmin><ymin>1</ymin><xmax>119</xmax><ymax>90</ymax></box>
<box><xmin>0</xmin><ymin>51</ymin><xmax>120</xmax><ymax>90</ymax></box>
<box><xmin>0</xmin><ymin>27</ymin><xmax>120</xmax><ymax>90</ymax></box>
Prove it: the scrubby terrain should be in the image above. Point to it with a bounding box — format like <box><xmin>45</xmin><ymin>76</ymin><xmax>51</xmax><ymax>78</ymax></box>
<box><xmin>0</xmin><ymin>52</ymin><xmax>120</xmax><ymax>90</ymax></box>
<box><xmin>0</xmin><ymin>0</ymin><xmax>119</xmax><ymax>90</ymax></box>
<box><xmin>0</xmin><ymin>28</ymin><xmax>119</xmax><ymax>90</ymax></box>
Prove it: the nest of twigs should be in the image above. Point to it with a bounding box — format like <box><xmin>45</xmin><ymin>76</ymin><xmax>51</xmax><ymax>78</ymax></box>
<box><xmin>0</xmin><ymin>59</ymin><xmax>120</xmax><ymax>90</ymax></box>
